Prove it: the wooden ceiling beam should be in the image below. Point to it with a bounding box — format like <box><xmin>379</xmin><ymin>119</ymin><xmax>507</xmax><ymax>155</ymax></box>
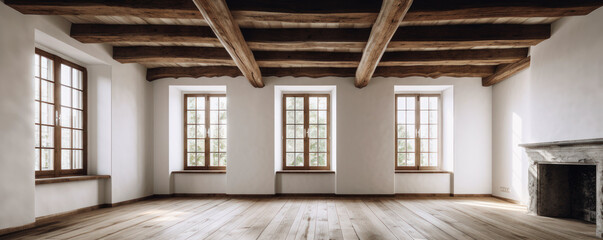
<box><xmin>192</xmin><ymin>0</ymin><xmax>263</xmax><ymax>88</ymax></box>
<box><xmin>112</xmin><ymin>46</ymin><xmax>528</xmax><ymax>68</ymax></box>
<box><xmin>6</xmin><ymin>0</ymin><xmax>603</xmax><ymax>24</ymax></box>
<box><xmin>146</xmin><ymin>65</ymin><xmax>495</xmax><ymax>81</ymax></box>
<box><xmin>71</xmin><ymin>24</ymin><xmax>550</xmax><ymax>52</ymax></box>
<box><xmin>482</xmin><ymin>56</ymin><xmax>531</xmax><ymax>86</ymax></box>
<box><xmin>355</xmin><ymin>0</ymin><xmax>413</xmax><ymax>88</ymax></box>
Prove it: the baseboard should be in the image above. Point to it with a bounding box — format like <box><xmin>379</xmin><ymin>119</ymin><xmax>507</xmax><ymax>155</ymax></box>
<box><xmin>0</xmin><ymin>194</ymin><xmax>155</xmax><ymax>237</ymax></box>
<box><xmin>492</xmin><ymin>195</ymin><xmax>522</xmax><ymax>204</ymax></box>
<box><xmin>395</xmin><ymin>193</ymin><xmax>453</xmax><ymax>197</ymax></box>
<box><xmin>452</xmin><ymin>194</ymin><xmax>493</xmax><ymax>197</ymax></box>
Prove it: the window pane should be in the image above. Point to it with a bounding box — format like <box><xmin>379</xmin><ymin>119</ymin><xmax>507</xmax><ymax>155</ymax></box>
<box><xmin>41</xmin><ymin>81</ymin><xmax>54</xmax><ymax>103</ymax></box>
<box><xmin>429</xmin><ymin>97</ymin><xmax>438</xmax><ymax>110</ymax></box>
<box><xmin>406</xmin><ymin>111</ymin><xmax>415</xmax><ymax>124</ymax></box>
<box><xmin>196</xmin><ymin>153</ymin><xmax>205</xmax><ymax>166</ymax></box>
<box><xmin>295</xmin><ymin>125</ymin><xmax>304</xmax><ymax>138</ymax></box>
<box><xmin>420</xmin><ymin>125</ymin><xmax>428</xmax><ymax>138</ymax></box>
<box><xmin>295</xmin><ymin>97</ymin><xmax>304</xmax><ymax>110</ymax></box>
<box><xmin>318</xmin><ymin>97</ymin><xmax>327</xmax><ymax>110</ymax></box>
<box><xmin>73</xmin><ymin>110</ymin><xmax>83</xmax><ymax>129</ymax></box>
<box><xmin>406</xmin><ymin>140</ymin><xmax>415</xmax><ymax>153</ymax></box>
<box><xmin>429</xmin><ymin>111</ymin><xmax>438</xmax><ymax>124</ymax></box>
<box><xmin>197</xmin><ymin>110</ymin><xmax>205</xmax><ymax>124</ymax></box>
<box><xmin>35</xmin><ymin>149</ymin><xmax>40</xmax><ymax>171</ymax></box>
<box><xmin>41</xmin><ymin>149</ymin><xmax>53</xmax><ymax>170</ymax></box>
<box><xmin>209</xmin><ymin>125</ymin><xmax>219</xmax><ymax>138</ymax></box>
<box><xmin>295</xmin><ymin>139</ymin><xmax>304</xmax><ymax>152</ymax></box>
<box><xmin>187</xmin><ymin>139</ymin><xmax>196</xmax><ymax>152</ymax></box>
<box><xmin>35</xmin><ymin>55</ymin><xmax>40</xmax><ymax>77</ymax></box>
<box><xmin>210</xmin><ymin>139</ymin><xmax>218</xmax><ymax>152</ymax></box>
<box><xmin>210</xmin><ymin>111</ymin><xmax>218</xmax><ymax>124</ymax></box>
<box><xmin>210</xmin><ymin>153</ymin><xmax>219</xmax><ymax>166</ymax></box>
<box><xmin>421</xmin><ymin>139</ymin><xmax>428</xmax><ymax>153</ymax></box>
<box><xmin>187</xmin><ymin>111</ymin><xmax>196</xmax><ymax>124</ymax></box>
<box><xmin>397</xmin><ymin>97</ymin><xmax>405</xmax><ymax>110</ymax></box>
<box><xmin>397</xmin><ymin>111</ymin><xmax>406</xmax><ymax>124</ymax></box>
<box><xmin>429</xmin><ymin>153</ymin><xmax>438</xmax><ymax>166</ymax></box>
<box><xmin>295</xmin><ymin>110</ymin><xmax>304</xmax><ymax>124</ymax></box>
<box><xmin>397</xmin><ymin>125</ymin><xmax>406</xmax><ymax>138</ymax></box>
<box><xmin>35</xmin><ymin>102</ymin><xmax>40</xmax><ymax>124</ymax></box>
<box><xmin>41</xmin><ymin>103</ymin><xmax>54</xmax><ymax>125</ymax></box>
<box><xmin>429</xmin><ymin>125</ymin><xmax>438</xmax><ymax>138</ymax></box>
<box><xmin>309</xmin><ymin>139</ymin><xmax>317</xmax><ymax>152</ymax></box>
<box><xmin>309</xmin><ymin>111</ymin><xmax>317</xmax><ymax>124</ymax></box>
<box><xmin>35</xmin><ymin>125</ymin><xmax>40</xmax><ymax>148</ymax></box>
<box><xmin>61</xmin><ymin>86</ymin><xmax>71</xmax><ymax>107</ymax></box>
<box><xmin>41</xmin><ymin>126</ymin><xmax>54</xmax><ymax>148</ymax></box>
<box><xmin>62</xmin><ymin>149</ymin><xmax>71</xmax><ymax>170</ymax></box>
<box><xmin>197</xmin><ymin>125</ymin><xmax>206</xmax><ymax>138</ymax></box>
<box><xmin>286</xmin><ymin>125</ymin><xmax>295</xmax><ymax>138</ymax></box>
<box><xmin>318</xmin><ymin>111</ymin><xmax>327</xmax><ymax>124</ymax></box>
<box><xmin>219</xmin><ymin>139</ymin><xmax>227</xmax><ymax>152</ymax></box>
<box><xmin>406</xmin><ymin>97</ymin><xmax>415</xmax><ymax>110</ymax></box>
<box><xmin>73</xmin><ymin>130</ymin><xmax>83</xmax><ymax>149</ymax></box>
<box><xmin>310</xmin><ymin>153</ymin><xmax>317</xmax><ymax>166</ymax></box>
<box><xmin>286</xmin><ymin>97</ymin><xmax>295</xmax><ymax>110</ymax></box>
<box><xmin>187</xmin><ymin>125</ymin><xmax>196</xmax><ymax>138</ymax></box>
<box><xmin>219</xmin><ymin>153</ymin><xmax>227</xmax><ymax>166</ymax></box>
<box><xmin>218</xmin><ymin>125</ymin><xmax>227</xmax><ymax>138</ymax></box>
<box><xmin>397</xmin><ymin>139</ymin><xmax>405</xmax><ymax>152</ymax></box>
<box><xmin>286</xmin><ymin>111</ymin><xmax>295</xmax><ymax>124</ymax></box>
<box><xmin>219</xmin><ymin>111</ymin><xmax>227</xmax><ymax>124</ymax></box>
<box><xmin>420</xmin><ymin>97</ymin><xmax>429</xmax><ymax>110</ymax></box>
<box><xmin>397</xmin><ymin>153</ymin><xmax>406</xmax><ymax>166</ymax></box>
<box><xmin>420</xmin><ymin>153</ymin><xmax>428</xmax><ymax>166</ymax></box>
<box><xmin>429</xmin><ymin>140</ymin><xmax>438</xmax><ymax>153</ymax></box>
<box><xmin>295</xmin><ymin>153</ymin><xmax>304</xmax><ymax>166</ymax></box>
<box><xmin>188</xmin><ymin>153</ymin><xmax>197</xmax><ymax>166</ymax></box>
<box><xmin>286</xmin><ymin>153</ymin><xmax>295</xmax><ymax>166</ymax></box>
<box><xmin>319</xmin><ymin>139</ymin><xmax>327</xmax><ymax>152</ymax></box>
<box><xmin>62</xmin><ymin>129</ymin><xmax>72</xmax><ymax>148</ymax></box>
<box><xmin>61</xmin><ymin>65</ymin><xmax>71</xmax><ymax>86</ymax></box>
<box><xmin>318</xmin><ymin>125</ymin><xmax>327</xmax><ymax>138</ymax></box>
<box><xmin>309</xmin><ymin>97</ymin><xmax>318</xmax><ymax>110</ymax></box>
<box><xmin>308</xmin><ymin>125</ymin><xmax>317</xmax><ymax>138</ymax></box>
<box><xmin>197</xmin><ymin>139</ymin><xmax>205</xmax><ymax>152</ymax></box>
<box><xmin>318</xmin><ymin>153</ymin><xmax>327</xmax><ymax>166</ymax></box>
<box><xmin>61</xmin><ymin>107</ymin><xmax>71</xmax><ymax>127</ymax></box>
<box><xmin>408</xmin><ymin>154</ymin><xmax>415</xmax><ymax>166</ymax></box>
<box><xmin>41</xmin><ymin>57</ymin><xmax>48</xmax><ymax>79</ymax></box>
<box><xmin>286</xmin><ymin>139</ymin><xmax>295</xmax><ymax>152</ymax></box>
<box><xmin>219</xmin><ymin>97</ymin><xmax>226</xmax><ymax>110</ymax></box>
<box><xmin>73</xmin><ymin>90</ymin><xmax>82</xmax><ymax>109</ymax></box>
<box><xmin>196</xmin><ymin>97</ymin><xmax>205</xmax><ymax>110</ymax></box>
<box><xmin>210</xmin><ymin>97</ymin><xmax>219</xmax><ymax>110</ymax></box>
<box><xmin>73</xmin><ymin>150</ymin><xmax>83</xmax><ymax>169</ymax></box>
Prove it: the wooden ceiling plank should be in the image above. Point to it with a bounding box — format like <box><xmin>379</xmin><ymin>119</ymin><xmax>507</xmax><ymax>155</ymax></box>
<box><xmin>6</xmin><ymin>0</ymin><xmax>603</xmax><ymax>24</ymax></box>
<box><xmin>355</xmin><ymin>0</ymin><xmax>413</xmax><ymax>88</ymax></box>
<box><xmin>112</xmin><ymin>46</ymin><xmax>528</xmax><ymax>68</ymax></box>
<box><xmin>146</xmin><ymin>65</ymin><xmax>495</xmax><ymax>81</ymax></box>
<box><xmin>192</xmin><ymin>0</ymin><xmax>264</xmax><ymax>87</ymax></box>
<box><xmin>482</xmin><ymin>56</ymin><xmax>531</xmax><ymax>86</ymax></box>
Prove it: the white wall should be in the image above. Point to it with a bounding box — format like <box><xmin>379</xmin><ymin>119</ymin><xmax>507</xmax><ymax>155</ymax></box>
<box><xmin>35</xmin><ymin>180</ymin><xmax>107</xmax><ymax>217</ymax></box>
<box><xmin>395</xmin><ymin>173</ymin><xmax>451</xmax><ymax>194</ymax></box>
<box><xmin>153</xmin><ymin>76</ymin><xmax>491</xmax><ymax>195</ymax></box>
<box><xmin>173</xmin><ymin>174</ymin><xmax>227</xmax><ymax>194</ymax></box>
<box><xmin>492</xmin><ymin>8</ymin><xmax>603</xmax><ymax>203</ymax></box>
<box><xmin>0</xmin><ymin>2</ymin><xmax>153</xmax><ymax>230</ymax></box>
<box><xmin>0</xmin><ymin>3</ymin><xmax>36</xmax><ymax>229</ymax></box>
<box><xmin>276</xmin><ymin>173</ymin><xmax>336</xmax><ymax>194</ymax></box>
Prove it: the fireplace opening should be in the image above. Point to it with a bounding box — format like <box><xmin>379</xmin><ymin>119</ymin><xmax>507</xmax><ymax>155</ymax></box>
<box><xmin>537</xmin><ymin>164</ymin><xmax>596</xmax><ymax>223</ymax></box>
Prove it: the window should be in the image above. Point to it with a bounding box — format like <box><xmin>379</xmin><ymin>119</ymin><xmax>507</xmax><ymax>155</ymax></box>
<box><xmin>35</xmin><ymin>48</ymin><xmax>87</xmax><ymax>178</ymax></box>
<box><xmin>184</xmin><ymin>94</ymin><xmax>227</xmax><ymax>170</ymax></box>
<box><xmin>396</xmin><ymin>94</ymin><xmax>440</xmax><ymax>170</ymax></box>
<box><xmin>282</xmin><ymin>94</ymin><xmax>330</xmax><ymax>170</ymax></box>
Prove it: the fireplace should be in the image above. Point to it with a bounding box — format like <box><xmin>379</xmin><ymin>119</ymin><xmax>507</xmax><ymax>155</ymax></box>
<box><xmin>521</xmin><ymin>138</ymin><xmax>603</xmax><ymax>238</ymax></box>
<box><xmin>537</xmin><ymin>163</ymin><xmax>596</xmax><ymax>223</ymax></box>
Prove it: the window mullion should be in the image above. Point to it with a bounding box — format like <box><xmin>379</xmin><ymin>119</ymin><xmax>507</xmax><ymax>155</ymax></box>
<box><xmin>304</xmin><ymin>95</ymin><xmax>310</xmax><ymax>170</ymax></box>
<box><xmin>205</xmin><ymin>95</ymin><xmax>211</xmax><ymax>169</ymax></box>
<box><xmin>54</xmin><ymin>57</ymin><xmax>62</xmax><ymax>177</ymax></box>
<box><xmin>415</xmin><ymin>95</ymin><xmax>420</xmax><ymax>170</ymax></box>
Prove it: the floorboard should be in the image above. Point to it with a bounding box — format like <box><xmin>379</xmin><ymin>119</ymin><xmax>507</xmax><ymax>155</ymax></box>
<box><xmin>0</xmin><ymin>197</ymin><xmax>597</xmax><ymax>240</ymax></box>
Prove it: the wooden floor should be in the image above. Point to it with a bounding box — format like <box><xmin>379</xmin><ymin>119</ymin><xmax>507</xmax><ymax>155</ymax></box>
<box><xmin>1</xmin><ymin>197</ymin><xmax>597</xmax><ymax>240</ymax></box>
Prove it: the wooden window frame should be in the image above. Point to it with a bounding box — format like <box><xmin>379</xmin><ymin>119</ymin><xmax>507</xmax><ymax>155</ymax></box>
<box><xmin>395</xmin><ymin>94</ymin><xmax>441</xmax><ymax>171</ymax></box>
<box><xmin>183</xmin><ymin>94</ymin><xmax>227</xmax><ymax>170</ymax></box>
<box><xmin>35</xmin><ymin>48</ymin><xmax>88</xmax><ymax>178</ymax></box>
<box><xmin>282</xmin><ymin>94</ymin><xmax>331</xmax><ymax>171</ymax></box>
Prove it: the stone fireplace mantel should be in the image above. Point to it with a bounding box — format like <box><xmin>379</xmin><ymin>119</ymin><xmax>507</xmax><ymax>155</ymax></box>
<box><xmin>520</xmin><ymin>138</ymin><xmax>603</xmax><ymax>238</ymax></box>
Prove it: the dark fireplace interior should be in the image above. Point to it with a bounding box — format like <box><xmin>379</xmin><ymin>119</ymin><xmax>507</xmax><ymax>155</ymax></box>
<box><xmin>537</xmin><ymin>164</ymin><xmax>596</xmax><ymax>223</ymax></box>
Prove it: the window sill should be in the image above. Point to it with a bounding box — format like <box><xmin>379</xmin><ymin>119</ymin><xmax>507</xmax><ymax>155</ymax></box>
<box><xmin>277</xmin><ymin>170</ymin><xmax>335</xmax><ymax>174</ymax></box>
<box><xmin>35</xmin><ymin>175</ymin><xmax>111</xmax><ymax>185</ymax></box>
<box><xmin>395</xmin><ymin>170</ymin><xmax>452</xmax><ymax>174</ymax></box>
<box><xmin>172</xmin><ymin>170</ymin><xmax>226</xmax><ymax>174</ymax></box>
